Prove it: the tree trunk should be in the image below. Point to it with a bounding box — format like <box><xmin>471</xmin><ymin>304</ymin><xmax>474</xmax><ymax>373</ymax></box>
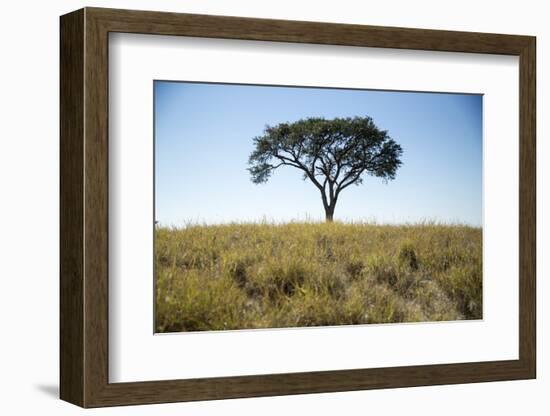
<box><xmin>325</xmin><ymin>206</ymin><xmax>335</xmax><ymax>222</ymax></box>
<box><xmin>321</xmin><ymin>190</ymin><xmax>336</xmax><ymax>222</ymax></box>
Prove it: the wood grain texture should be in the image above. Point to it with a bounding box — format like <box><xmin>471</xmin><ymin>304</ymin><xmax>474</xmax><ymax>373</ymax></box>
<box><xmin>518</xmin><ymin>38</ymin><xmax>536</xmax><ymax>375</ymax></box>
<box><xmin>59</xmin><ymin>8</ymin><xmax>84</xmax><ymax>407</ymax></box>
<box><xmin>89</xmin><ymin>7</ymin><xmax>532</xmax><ymax>54</ymax></box>
<box><xmin>83</xmin><ymin>10</ymin><xmax>110</xmax><ymax>406</ymax></box>
<box><xmin>59</xmin><ymin>7</ymin><xmax>537</xmax><ymax>408</ymax></box>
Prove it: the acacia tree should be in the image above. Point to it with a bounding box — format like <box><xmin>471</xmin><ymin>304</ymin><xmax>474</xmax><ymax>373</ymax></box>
<box><xmin>248</xmin><ymin>116</ymin><xmax>403</xmax><ymax>221</ymax></box>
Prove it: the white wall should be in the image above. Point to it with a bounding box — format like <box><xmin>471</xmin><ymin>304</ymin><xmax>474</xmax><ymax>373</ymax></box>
<box><xmin>0</xmin><ymin>0</ymin><xmax>545</xmax><ymax>414</ymax></box>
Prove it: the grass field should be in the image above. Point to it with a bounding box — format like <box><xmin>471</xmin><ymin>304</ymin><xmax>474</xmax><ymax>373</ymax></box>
<box><xmin>155</xmin><ymin>222</ymin><xmax>482</xmax><ymax>333</ymax></box>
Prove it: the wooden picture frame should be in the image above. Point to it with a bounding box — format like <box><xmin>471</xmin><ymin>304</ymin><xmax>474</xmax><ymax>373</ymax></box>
<box><xmin>60</xmin><ymin>7</ymin><xmax>536</xmax><ymax>408</ymax></box>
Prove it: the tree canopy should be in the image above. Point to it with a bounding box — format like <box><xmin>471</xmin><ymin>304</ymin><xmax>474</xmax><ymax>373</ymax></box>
<box><xmin>248</xmin><ymin>116</ymin><xmax>403</xmax><ymax>221</ymax></box>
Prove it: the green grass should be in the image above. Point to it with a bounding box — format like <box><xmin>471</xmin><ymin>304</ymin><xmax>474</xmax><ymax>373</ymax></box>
<box><xmin>155</xmin><ymin>221</ymin><xmax>482</xmax><ymax>332</ymax></box>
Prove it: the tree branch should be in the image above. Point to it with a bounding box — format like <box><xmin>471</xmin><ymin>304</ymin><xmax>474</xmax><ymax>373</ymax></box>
<box><xmin>335</xmin><ymin>169</ymin><xmax>365</xmax><ymax>196</ymax></box>
<box><xmin>272</xmin><ymin>154</ymin><xmax>302</xmax><ymax>169</ymax></box>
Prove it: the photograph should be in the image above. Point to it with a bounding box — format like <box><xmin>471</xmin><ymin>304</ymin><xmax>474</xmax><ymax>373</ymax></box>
<box><xmin>154</xmin><ymin>81</ymin><xmax>483</xmax><ymax>333</ymax></box>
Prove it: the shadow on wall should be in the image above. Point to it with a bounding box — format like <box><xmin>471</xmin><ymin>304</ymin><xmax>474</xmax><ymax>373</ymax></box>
<box><xmin>34</xmin><ymin>384</ymin><xmax>58</xmax><ymax>399</ymax></box>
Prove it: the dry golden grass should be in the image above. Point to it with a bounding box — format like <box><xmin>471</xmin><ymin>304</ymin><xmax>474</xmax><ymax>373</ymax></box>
<box><xmin>155</xmin><ymin>221</ymin><xmax>482</xmax><ymax>332</ymax></box>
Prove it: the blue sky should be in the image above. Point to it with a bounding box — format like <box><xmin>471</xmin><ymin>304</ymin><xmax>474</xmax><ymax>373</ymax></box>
<box><xmin>154</xmin><ymin>81</ymin><xmax>482</xmax><ymax>226</ymax></box>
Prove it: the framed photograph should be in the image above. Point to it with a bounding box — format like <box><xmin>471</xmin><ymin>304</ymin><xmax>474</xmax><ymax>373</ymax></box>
<box><xmin>60</xmin><ymin>7</ymin><xmax>536</xmax><ymax>407</ymax></box>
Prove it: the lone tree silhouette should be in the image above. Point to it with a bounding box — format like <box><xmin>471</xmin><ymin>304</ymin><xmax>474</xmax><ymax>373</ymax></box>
<box><xmin>248</xmin><ymin>116</ymin><xmax>403</xmax><ymax>221</ymax></box>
